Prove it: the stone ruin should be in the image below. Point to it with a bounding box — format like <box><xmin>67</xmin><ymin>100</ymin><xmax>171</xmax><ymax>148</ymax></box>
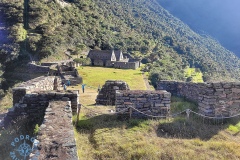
<box><xmin>95</xmin><ymin>80</ymin><xmax>171</xmax><ymax>118</ymax></box>
<box><xmin>1</xmin><ymin>76</ymin><xmax>79</xmax><ymax>159</ymax></box>
<box><xmin>28</xmin><ymin>60</ymin><xmax>83</xmax><ymax>86</ymax></box>
<box><xmin>157</xmin><ymin>81</ymin><xmax>240</xmax><ymax>117</ymax></box>
<box><xmin>96</xmin><ymin>80</ymin><xmax>130</xmax><ymax>105</ymax></box>
<box><xmin>57</xmin><ymin>62</ymin><xmax>82</xmax><ymax>86</ymax></box>
<box><xmin>31</xmin><ymin>101</ymin><xmax>78</xmax><ymax>159</ymax></box>
<box><xmin>116</xmin><ymin>90</ymin><xmax>171</xmax><ymax>117</ymax></box>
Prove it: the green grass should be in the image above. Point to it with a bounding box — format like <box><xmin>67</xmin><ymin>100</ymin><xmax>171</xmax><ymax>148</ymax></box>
<box><xmin>227</xmin><ymin>122</ymin><xmax>240</xmax><ymax>134</ymax></box>
<box><xmin>184</xmin><ymin>67</ymin><xmax>203</xmax><ymax>82</ymax></box>
<box><xmin>171</xmin><ymin>96</ymin><xmax>198</xmax><ymax>112</ymax></box>
<box><xmin>0</xmin><ymin>91</ymin><xmax>13</xmax><ymax>113</ymax></box>
<box><xmin>73</xmin><ymin>67</ymin><xmax>240</xmax><ymax>160</ymax></box>
<box><xmin>77</xmin><ymin>66</ymin><xmax>146</xmax><ymax>90</ymax></box>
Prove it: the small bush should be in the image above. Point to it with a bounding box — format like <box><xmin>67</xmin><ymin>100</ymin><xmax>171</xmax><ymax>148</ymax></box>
<box><xmin>33</xmin><ymin>124</ymin><xmax>39</xmax><ymax>135</ymax></box>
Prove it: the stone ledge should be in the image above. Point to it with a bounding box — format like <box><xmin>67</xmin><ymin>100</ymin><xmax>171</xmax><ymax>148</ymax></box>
<box><xmin>35</xmin><ymin>101</ymin><xmax>78</xmax><ymax>160</ymax></box>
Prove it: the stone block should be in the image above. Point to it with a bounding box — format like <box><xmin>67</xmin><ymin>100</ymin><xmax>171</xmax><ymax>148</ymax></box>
<box><xmin>232</xmin><ymin>88</ymin><xmax>240</xmax><ymax>93</ymax></box>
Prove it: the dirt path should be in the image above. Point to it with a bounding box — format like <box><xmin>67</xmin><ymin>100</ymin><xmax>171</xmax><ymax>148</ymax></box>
<box><xmin>142</xmin><ymin>72</ymin><xmax>154</xmax><ymax>90</ymax></box>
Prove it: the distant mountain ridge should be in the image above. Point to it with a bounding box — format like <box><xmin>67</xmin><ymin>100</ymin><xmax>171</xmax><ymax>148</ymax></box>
<box><xmin>0</xmin><ymin>0</ymin><xmax>239</xmax><ymax>84</ymax></box>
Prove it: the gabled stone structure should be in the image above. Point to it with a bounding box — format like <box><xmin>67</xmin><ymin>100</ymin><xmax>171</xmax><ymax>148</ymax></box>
<box><xmin>87</xmin><ymin>50</ymin><xmax>140</xmax><ymax>69</ymax></box>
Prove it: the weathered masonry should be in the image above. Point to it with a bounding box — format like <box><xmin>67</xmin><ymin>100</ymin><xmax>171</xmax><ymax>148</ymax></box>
<box><xmin>96</xmin><ymin>80</ymin><xmax>130</xmax><ymax>105</ymax></box>
<box><xmin>2</xmin><ymin>76</ymin><xmax>79</xmax><ymax>159</ymax></box>
<box><xmin>116</xmin><ymin>90</ymin><xmax>171</xmax><ymax>117</ymax></box>
<box><xmin>157</xmin><ymin>81</ymin><xmax>240</xmax><ymax>117</ymax></box>
<box><xmin>30</xmin><ymin>101</ymin><xmax>78</xmax><ymax>159</ymax></box>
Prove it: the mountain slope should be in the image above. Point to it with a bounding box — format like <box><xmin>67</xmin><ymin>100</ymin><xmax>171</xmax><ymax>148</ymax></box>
<box><xmin>0</xmin><ymin>0</ymin><xmax>239</xmax><ymax>84</ymax></box>
<box><xmin>157</xmin><ymin>0</ymin><xmax>240</xmax><ymax>58</ymax></box>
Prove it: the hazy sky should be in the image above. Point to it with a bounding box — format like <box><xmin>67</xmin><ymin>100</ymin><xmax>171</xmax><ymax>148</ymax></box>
<box><xmin>158</xmin><ymin>0</ymin><xmax>240</xmax><ymax>57</ymax></box>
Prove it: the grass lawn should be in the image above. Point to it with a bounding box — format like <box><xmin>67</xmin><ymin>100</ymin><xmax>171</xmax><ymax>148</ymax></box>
<box><xmin>72</xmin><ymin>66</ymin><xmax>240</xmax><ymax>160</ymax></box>
<box><xmin>77</xmin><ymin>66</ymin><xmax>146</xmax><ymax>90</ymax></box>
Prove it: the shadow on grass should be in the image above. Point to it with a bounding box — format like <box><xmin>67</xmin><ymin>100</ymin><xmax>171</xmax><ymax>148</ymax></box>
<box><xmin>75</xmin><ymin>112</ymin><xmax>240</xmax><ymax>141</ymax></box>
<box><xmin>75</xmin><ymin>114</ymin><xmax>145</xmax><ymax>132</ymax></box>
<box><xmin>156</xmin><ymin>115</ymin><xmax>240</xmax><ymax>140</ymax></box>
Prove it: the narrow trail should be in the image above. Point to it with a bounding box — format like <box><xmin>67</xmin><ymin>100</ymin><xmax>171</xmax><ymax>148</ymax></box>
<box><xmin>142</xmin><ymin>72</ymin><xmax>154</xmax><ymax>90</ymax></box>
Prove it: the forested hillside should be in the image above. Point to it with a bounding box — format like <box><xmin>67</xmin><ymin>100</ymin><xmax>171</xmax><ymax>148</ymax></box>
<box><xmin>0</xmin><ymin>0</ymin><xmax>239</xmax><ymax>87</ymax></box>
<box><xmin>158</xmin><ymin>0</ymin><xmax>240</xmax><ymax>58</ymax></box>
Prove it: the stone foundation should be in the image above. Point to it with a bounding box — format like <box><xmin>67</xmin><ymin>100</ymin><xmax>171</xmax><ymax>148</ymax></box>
<box><xmin>96</xmin><ymin>80</ymin><xmax>130</xmax><ymax>105</ymax></box>
<box><xmin>116</xmin><ymin>90</ymin><xmax>171</xmax><ymax>117</ymax></box>
<box><xmin>157</xmin><ymin>81</ymin><xmax>240</xmax><ymax>117</ymax></box>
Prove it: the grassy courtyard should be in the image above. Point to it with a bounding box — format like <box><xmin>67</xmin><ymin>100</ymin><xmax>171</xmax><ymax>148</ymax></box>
<box><xmin>77</xmin><ymin>66</ymin><xmax>146</xmax><ymax>90</ymax></box>
<box><xmin>72</xmin><ymin>66</ymin><xmax>240</xmax><ymax>160</ymax></box>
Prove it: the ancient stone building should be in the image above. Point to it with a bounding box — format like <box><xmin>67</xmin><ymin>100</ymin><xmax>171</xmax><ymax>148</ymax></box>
<box><xmin>96</xmin><ymin>80</ymin><xmax>130</xmax><ymax>105</ymax></box>
<box><xmin>96</xmin><ymin>80</ymin><xmax>171</xmax><ymax>117</ymax></box>
<box><xmin>87</xmin><ymin>50</ymin><xmax>140</xmax><ymax>69</ymax></box>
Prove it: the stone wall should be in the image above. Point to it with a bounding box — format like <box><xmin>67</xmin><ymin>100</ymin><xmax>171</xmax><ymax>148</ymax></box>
<box><xmin>58</xmin><ymin>64</ymin><xmax>83</xmax><ymax>85</ymax></box>
<box><xmin>28</xmin><ymin>63</ymin><xmax>50</xmax><ymax>73</ymax></box>
<box><xmin>157</xmin><ymin>81</ymin><xmax>200</xmax><ymax>102</ymax></box>
<box><xmin>96</xmin><ymin>80</ymin><xmax>130</xmax><ymax>105</ymax></box>
<box><xmin>112</xmin><ymin>61</ymin><xmax>140</xmax><ymax>70</ymax></box>
<box><xmin>93</xmin><ymin>59</ymin><xmax>104</xmax><ymax>66</ymax></box>
<box><xmin>91</xmin><ymin>58</ymin><xmax>140</xmax><ymax>69</ymax></box>
<box><xmin>115</xmin><ymin>90</ymin><xmax>171</xmax><ymax>117</ymax></box>
<box><xmin>157</xmin><ymin>81</ymin><xmax>240</xmax><ymax>117</ymax></box>
<box><xmin>12</xmin><ymin>76</ymin><xmax>61</xmax><ymax>105</ymax></box>
<box><xmin>1</xmin><ymin>75</ymin><xmax>79</xmax><ymax>159</ymax></box>
<box><xmin>30</xmin><ymin>101</ymin><xmax>78</xmax><ymax>160</ymax></box>
<box><xmin>40</xmin><ymin>62</ymin><xmax>58</xmax><ymax>66</ymax></box>
<box><xmin>4</xmin><ymin>90</ymin><xmax>79</xmax><ymax>127</ymax></box>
